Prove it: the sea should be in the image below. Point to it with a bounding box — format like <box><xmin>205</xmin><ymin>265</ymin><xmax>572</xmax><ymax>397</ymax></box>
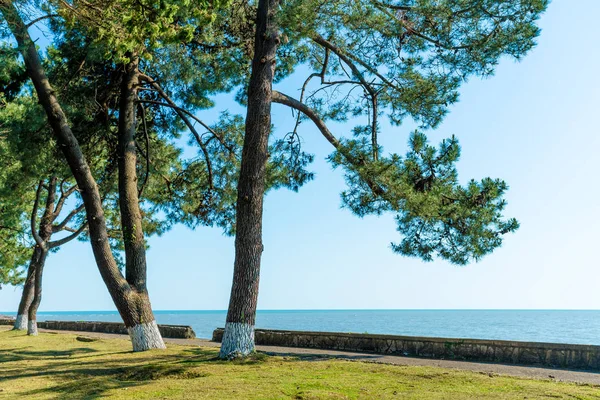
<box><xmin>2</xmin><ymin>310</ymin><xmax>599</xmax><ymax>345</ymax></box>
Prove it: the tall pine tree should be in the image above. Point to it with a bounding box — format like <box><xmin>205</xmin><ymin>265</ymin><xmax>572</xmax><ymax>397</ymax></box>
<box><xmin>219</xmin><ymin>0</ymin><xmax>548</xmax><ymax>357</ymax></box>
<box><xmin>0</xmin><ymin>0</ymin><xmax>220</xmax><ymax>350</ymax></box>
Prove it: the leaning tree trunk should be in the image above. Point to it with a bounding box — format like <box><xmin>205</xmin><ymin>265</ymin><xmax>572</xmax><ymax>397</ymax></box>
<box><xmin>27</xmin><ymin>177</ymin><xmax>56</xmax><ymax>336</ymax></box>
<box><xmin>219</xmin><ymin>0</ymin><xmax>280</xmax><ymax>359</ymax></box>
<box><xmin>26</xmin><ymin>247</ymin><xmax>48</xmax><ymax>336</ymax></box>
<box><xmin>13</xmin><ymin>251</ymin><xmax>37</xmax><ymax>330</ymax></box>
<box><xmin>116</xmin><ymin>56</ymin><xmax>165</xmax><ymax>350</ymax></box>
<box><xmin>0</xmin><ymin>1</ymin><xmax>164</xmax><ymax>351</ymax></box>
<box><xmin>15</xmin><ymin>177</ymin><xmax>87</xmax><ymax>334</ymax></box>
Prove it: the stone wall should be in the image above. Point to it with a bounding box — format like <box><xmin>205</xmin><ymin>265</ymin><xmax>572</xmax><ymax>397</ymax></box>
<box><xmin>212</xmin><ymin>328</ymin><xmax>600</xmax><ymax>370</ymax></box>
<box><xmin>36</xmin><ymin>320</ymin><xmax>196</xmax><ymax>339</ymax></box>
<box><xmin>0</xmin><ymin>317</ymin><xmax>14</xmax><ymax>326</ymax></box>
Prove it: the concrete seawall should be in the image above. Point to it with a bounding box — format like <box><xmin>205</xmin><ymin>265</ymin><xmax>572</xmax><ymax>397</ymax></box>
<box><xmin>212</xmin><ymin>328</ymin><xmax>600</xmax><ymax>370</ymax></box>
<box><xmin>0</xmin><ymin>318</ymin><xmax>195</xmax><ymax>339</ymax></box>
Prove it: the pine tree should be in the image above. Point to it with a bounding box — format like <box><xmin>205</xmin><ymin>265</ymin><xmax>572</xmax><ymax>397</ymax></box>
<box><xmin>0</xmin><ymin>38</ymin><xmax>117</xmax><ymax>333</ymax></box>
<box><xmin>0</xmin><ymin>47</ymin><xmax>89</xmax><ymax>332</ymax></box>
<box><xmin>0</xmin><ymin>1</ymin><xmax>214</xmax><ymax>349</ymax></box>
<box><xmin>219</xmin><ymin>0</ymin><xmax>548</xmax><ymax>358</ymax></box>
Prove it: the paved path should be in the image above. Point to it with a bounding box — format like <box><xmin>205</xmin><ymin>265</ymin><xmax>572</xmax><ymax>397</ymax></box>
<box><xmin>20</xmin><ymin>328</ymin><xmax>598</xmax><ymax>385</ymax></box>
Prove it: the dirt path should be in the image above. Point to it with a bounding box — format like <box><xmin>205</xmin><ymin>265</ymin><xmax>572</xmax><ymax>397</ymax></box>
<box><xmin>17</xmin><ymin>327</ymin><xmax>597</xmax><ymax>385</ymax></box>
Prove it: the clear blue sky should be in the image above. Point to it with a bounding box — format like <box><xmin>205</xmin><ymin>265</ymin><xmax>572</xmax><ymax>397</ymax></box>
<box><xmin>1</xmin><ymin>0</ymin><xmax>599</xmax><ymax>311</ymax></box>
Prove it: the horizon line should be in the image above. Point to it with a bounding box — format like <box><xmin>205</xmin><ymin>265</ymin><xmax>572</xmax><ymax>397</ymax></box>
<box><xmin>3</xmin><ymin>308</ymin><xmax>600</xmax><ymax>313</ymax></box>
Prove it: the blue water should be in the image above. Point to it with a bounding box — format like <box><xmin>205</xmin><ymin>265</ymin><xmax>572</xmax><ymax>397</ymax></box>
<box><xmin>2</xmin><ymin>310</ymin><xmax>599</xmax><ymax>345</ymax></box>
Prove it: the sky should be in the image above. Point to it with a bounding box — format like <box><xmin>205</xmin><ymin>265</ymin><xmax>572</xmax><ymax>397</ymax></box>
<box><xmin>1</xmin><ymin>0</ymin><xmax>600</xmax><ymax>312</ymax></box>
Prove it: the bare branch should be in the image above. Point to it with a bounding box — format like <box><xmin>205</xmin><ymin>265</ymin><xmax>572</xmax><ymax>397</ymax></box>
<box><xmin>312</xmin><ymin>35</ymin><xmax>380</xmax><ymax>160</ymax></box>
<box><xmin>54</xmin><ymin>183</ymin><xmax>78</xmax><ymax>217</ymax></box>
<box><xmin>30</xmin><ymin>180</ymin><xmax>46</xmax><ymax>249</ymax></box>
<box><xmin>137</xmin><ymin>99</ymin><xmax>214</xmax><ymax>190</ymax></box>
<box><xmin>272</xmin><ymin>91</ymin><xmax>340</xmax><ymax>149</ymax></box>
<box><xmin>52</xmin><ymin>203</ymin><xmax>85</xmax><ymax>233</ymax></box>
<box><xmin>372</xmin><ymin>95</ymin><xmax>379</xmax><ymax>161</ymax></box>
<box><xmin>272</xmin><ymin>91</ymin><xmax>387</xmax><ymax>199</ymax></box>
<box><xmin>137</xmin><ymin>102</ymin><xmax>150</xmax><ymax>198</ymax></box>
<box><xmin>25</xmin><ymin>14</ymin><xmax>61</xmax><ymax>28</ymax></box>
<box><xmin>313</xmin><ymin>35</ymin><xmax>403</xmax><ymax>93</ymax></box>
<box><xmin>138</xmin><ymin>73</ymin><xmax>234</xmax><ymax>154</ymax></box>
<box><xmin>48</xmin><ymin>222</ymin><xmax>87</xmax><ymax>249</ymax></box>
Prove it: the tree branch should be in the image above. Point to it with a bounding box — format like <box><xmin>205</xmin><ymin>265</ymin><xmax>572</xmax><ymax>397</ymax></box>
<box><xmin>137</xmin><ymin>102</ymin><xmax>150</xmax><ymax>198</ymax></box>
<box><xmin>272</xmin><ymin>91</ymin><xmax>340</xmax><ymax>148</ymax></box>
<box><xmin>25</xmin><ymin>14</ymin><xmax>60</xmax><ymax>28</ymax></box>
<box><xmin>272</xmin><ymin>90</ymin><xmax>388</xmax><ymax>199</ymax></box>
<box><xmin>137</xmin><ymin>99</ymin><xmax>214</xmax><ymax>191</ymax></box>
<box><xmin>313</xmin><ymin>35</ymin><xmax>403</xmax><ymax>93</ymax></box>
<box><xmin>54</xmin><ymin>183</ymin><xmax>78</xmax><ymax>217</ymax></box>
<box><xmin>48</xmin><ymin>222</ymin><xmax>87</xmax><ymax>249</ymax></box>
<box><xmin>138</xmin><ymin>73</ymin><xmax>234</xmax><ymax>153</ymax></box>
<box><xmin>52</xmin><ymin>203</ymin><xmax>85</xmax><ymax>233</ymax></box>
<box><xmin>312</xmin><ymin>35</ymin><xmax>380</xmax><ymax>160</ymax></box>
<box><xmin>30</xmin><ymin>180</ymin><xmax>46</xmax><ymax>249</ymax></box>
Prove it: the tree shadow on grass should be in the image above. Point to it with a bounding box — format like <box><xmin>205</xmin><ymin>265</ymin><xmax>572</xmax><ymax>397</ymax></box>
<box><xmin>21</xmin><ymin>371</ymin><xmax>146</xmax><ymax>400</ymax></box>
<box><xmin>0</xmin><ymin>346</ymin><xmax>103</xmax><ymax>364</ymax></box>
<box><xmin>0</xmin><ymin>349</ymin><xmax>25</xmax><ymax>363</ymax></box>
<box><xmin>2</xmin><ymin>342</ymin><xmax>333</xmax><ymax>399</ymax></box>
<box><xmin>2</xmin><ymin>347</ymin><xmax>224</xmax><ymax>399</ymax></box>
<box><xmin>13</xmin><ymin>347</ymin><xmax>99</xmax><ymax>359</ymax></box>
<box><xmin>176</xmin><ymin>347</ymin><xmax>271</xmax><ymax>366</ymax></box>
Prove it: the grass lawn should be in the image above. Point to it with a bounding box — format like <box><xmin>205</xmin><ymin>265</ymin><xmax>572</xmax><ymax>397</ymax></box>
<box><xmin>0</xmin><ymin>328</ymin><xmax>599</xmax><ymax>399</ymax></box>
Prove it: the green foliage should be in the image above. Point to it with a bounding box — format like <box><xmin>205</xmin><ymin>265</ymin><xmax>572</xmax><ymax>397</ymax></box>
<box><xmin>46</xmin><ymin>25</ymin><xmax>191</xmax><ymax>257</ymax></box>
<box><xmin>0</xmin><ymin>18</ymin><xmax>185</xmax><ymax>277</ymax></box>
<box><xmin>121</xmin><ymin>2</ymin><xmax>316</xmax><ymax>235</ymax></box>
<box><xmin>398</xmin><ymin>133</ymin><xmax>519</xmax><ymax>264</ymax></box>
<box><xmin>1</xmin><ymin>0</ymin><xmax>548</xmax><ymax>269</ymax></box>
<box><xmin>0</xmin><ymin>46</ymin><xmax>63</xmax><ymax>285</ymax></box>
<box><xmin>0</xmin><ymin>141</ymin><xmax>30</xmax><ymax>287</ymax></box>
<box><xmin>154</xmin><ymin>0</ymin><xmax>546</xmax><ymax>261</ymax></box>
<box><xmin>280</xmin><ymin>0</ymin><xmax>548</xmax><ymax>128</ymax></box>
<box><xmin>0</xmin><ymin>45</ymin><xmax>26</xmax><ymax>101</ymax></box>
<box><xmin>271</xmin><ymin>0</ymin><xmax>548</xmax><ymax>263</ymax></box>
<box><xmin>330</xmin><ymin>131</ymin><xmax>519</xmax><ymax>265</ymax></box>
<box><xmin>52</xmin><ymin>0</ymin><xmax>228</xmax><ymax>61</ymax></box>
<box><xmin>165</xmin><ymin>112</ymin><xmax>314</xmax><ymax>235</ymax></box>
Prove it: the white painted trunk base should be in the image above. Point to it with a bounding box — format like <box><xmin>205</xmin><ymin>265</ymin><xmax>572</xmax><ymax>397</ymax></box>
<box><xmin>27</xmin><ymin>320</ymin><xmax>38</xmax><ymax>336</ymax></box>
<box><xmin>128</xmin><ymin>320</ymin><xmax>166</xmax><ymax>352</ymax></box>
<box><xmin>219</xmin><ymin>322</ymin><xmax>255</xmax><ymax>359</ymax></box>
<box><xmin>13</xmin><ymin>314</ymin><xmax>27</xmax><ymax>330</ymax></box>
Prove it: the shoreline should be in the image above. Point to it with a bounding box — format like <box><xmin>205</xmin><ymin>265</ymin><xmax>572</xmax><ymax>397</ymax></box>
<box><xmin>2</xmin><ymin>310</ymin><xmax>600</xmax><ymax>347</ymax></box>
<box><xmin>4</xmin><ymin>317</ymin><xmax>600</xmax><ymax>377</ymax></box>
<box><xmin>2</xmin><ymin>325</ymin><xmax>599</xmax><ymax>386</ymax></box>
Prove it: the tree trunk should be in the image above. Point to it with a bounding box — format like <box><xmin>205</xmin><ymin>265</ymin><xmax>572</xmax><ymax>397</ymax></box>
<box><xmin>26</xmin><ymin>247</ymin><xmax>48</xmax><ymax>336</ymax></box>
<box><xmin>27</xmin><ymin>177</ymin><xmax>56</xmax><ymax>336</ymax></box>
<box><xmin>220</xmin><ymin>0</ymin><xmax>280</xmax><ymax>359</ymax></box>
<box><xmin>13</xmin><ymin>251</ymin><xmax>37</xmax><ymax>330</ymax></box>
<box><xmin>117</xmin><ymin>57</ymin><xmax>165</xmax><ymax>350</ymax></box>
<box><xmin>0</xmin><ymin>1</ymin><xmax>164</xmax><ymax>351</ymax></box>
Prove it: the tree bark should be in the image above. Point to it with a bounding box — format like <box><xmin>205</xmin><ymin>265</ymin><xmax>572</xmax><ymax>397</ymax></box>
<box><xmin>26</xmin><ymin>247</ymin><xmax>48</xmax><ymax>336</ymax></box>
<box><xmin>220</xmin><ymin>0</ymin><xmax>280</xmax><ymax>359</ymax></box>
<box><xmin>117</xmin><ymin>57</ymin><xmax>165</xmax><ymax>349</ymax></box>
<box><xmin>27</xmin><ymin>177</ymin><xmax>56</xmax><ymax>335</ymax></box>
<box><xmin>13</xmin><ymin>252</ymin><xmax>36</xmax><ymax>330</ymax></box>
<box><xmin>15</xmin><ymin>179</ymin><xmax>85</xmax><ymax>333</ymax></box>
<box><xmin>0</xmin><ymin>1</ymin><xmax>164</xmax><ymax>350</ymax></box>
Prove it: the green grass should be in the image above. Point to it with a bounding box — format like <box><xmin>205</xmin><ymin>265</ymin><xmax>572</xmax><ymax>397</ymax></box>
<box><xmin>0</xmin><ymin>327</ymin><xmax>599</xmax><ymax>399</ymax></box>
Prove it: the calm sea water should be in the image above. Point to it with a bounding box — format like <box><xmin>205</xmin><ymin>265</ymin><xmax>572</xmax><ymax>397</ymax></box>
<box><xmin>2</xmin><ymin>310</ymin><xmax>599</xmax><ymax>344</ymax></box>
